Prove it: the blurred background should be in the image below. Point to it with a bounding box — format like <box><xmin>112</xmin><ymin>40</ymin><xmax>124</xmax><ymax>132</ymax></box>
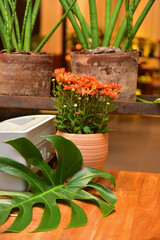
<box><xmin>0</xmin><ymin>0</ymin><xmax>160</xmax><ymax>173</ymax></box>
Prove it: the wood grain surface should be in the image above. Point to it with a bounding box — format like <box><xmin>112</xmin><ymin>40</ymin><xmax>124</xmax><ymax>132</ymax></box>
<box><xmin>0</xmin><ymin>170</ymin><xmax>160</xmax><ymax>240</ymax></box>
<box><xmin>0</xmin><ymin>95</ymin><xmax>160</xmax><ymax>116</ymax></box>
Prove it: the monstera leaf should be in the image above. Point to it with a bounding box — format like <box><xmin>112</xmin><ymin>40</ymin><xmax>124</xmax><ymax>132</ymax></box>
<box><xmin>0</xmin><ymin>135</ymin><xmax>117</xmax><ymax>232</ymax></box>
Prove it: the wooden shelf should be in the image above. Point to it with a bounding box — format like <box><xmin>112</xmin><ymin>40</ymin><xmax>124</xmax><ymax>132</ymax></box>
<box><xmin>0</xmin><ymin>95</ymin><xmax>160</xmax><ymax>116</ymax></box>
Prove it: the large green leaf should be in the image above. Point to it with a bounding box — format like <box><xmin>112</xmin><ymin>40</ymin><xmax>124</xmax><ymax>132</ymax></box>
<box><xmin>0</xmin><ymin>135</ymin><xmax>117</xmax><ymax>232</ymax></box>
<box><xmin>0</xmin><ymin>157</ymin><xmax>46</xmax><ymax>193</ymax></box>
<box><xmin>87</xmin><ymin>180</ymin><xmax>117</xmax><ymax>205</ymax></box>
<box><xmin>43</xmin><ymin>135</ymin><xmax>83</xmax><ymax>185</ymax></box>
<box><xmin>65</xmin><ymin>167</ymin><xmax>116</xmax><ymax>189</ymax></box>
<box><xmin>5</xmin><ymin>137</ymin><xmax>56</xmax><ymax>187</ymax></box>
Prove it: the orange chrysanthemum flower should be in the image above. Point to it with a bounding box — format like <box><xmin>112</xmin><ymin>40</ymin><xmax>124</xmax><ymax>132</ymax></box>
<box><xmin>54</xmin><ymin>68</ymin><xmax>65</xmax><ymax>75</ymax></box>
<box><xmin>54</xmin><ymin>68</ymin><xmax>122</xmax><ymax>98</ymax></box>
<box><xmin>53</xmin><ymin>68</ymin><xmax>122</xmax><ymax>134</ymax></box>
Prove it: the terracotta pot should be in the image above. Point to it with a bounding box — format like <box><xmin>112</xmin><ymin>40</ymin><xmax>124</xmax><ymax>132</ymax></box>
<box><xmin>0</xmin><ymin>52</ymin><xmax>54</xmax><ymax>96</ymax></box>
<box><xmin>56</xmin><ymin>130</ymin><xmax>108</xmax><ymax>170</ymax></box>
<box><xmin>70</xmin><ymin>51</ymin><xmax>139</xmax><ymax>102</ymax></box>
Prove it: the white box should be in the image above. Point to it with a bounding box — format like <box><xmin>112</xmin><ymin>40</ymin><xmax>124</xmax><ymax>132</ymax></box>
<box><xmin>0</xmin><ymin>115</ymin><xmax>56</xmax><ymax>191</ymax></box>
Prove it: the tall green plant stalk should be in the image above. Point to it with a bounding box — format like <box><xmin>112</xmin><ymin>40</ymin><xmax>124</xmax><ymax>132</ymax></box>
<box><xmin>102</xmin><ymin>0</ymin><xmax>111</xmax><ymax>47</ymax></box>
<box><xmin>35</xmin><ymin>0</ymin><xmax>78</xmax><ymax>52</ymax></box>
<box><xmin>113</xmin><ymin>0</ymin><xmax>140</xmax><ymax>48</ymax></box>
<box><xmin>8</xmin><ymin>0</ymin><xmax>21</xmax><ymax>50</ymax></box>
<box><xmin>59</xmin><ymin>0</ymin><xmax>87</xmax><ymax>49</ymax></box>
<box><xmin>122</xmin><ymin>0</ymin><xmax>155</xmax><ymax>50</ymax></box>
<box><xmin>125</xmin><ymin>0</ymin><xmax>135</xmax><ymax>51</ymax></box>
<box><xmin>60</xmin><ymin>0</ymin><xmax>155</xmax><ymax>51</ymax></box>
<box><xmin>0</xmin><ymin>0</ymin><xmax>77</xmax><ymax>53</ymax></box>
<box><xmin>89</xmin><ymin>0</ymin><xmax>99</xmax><ymax>49</ymax></box>
<box><xmin>1</xmin><ymin>0</ymin><xmax>18</xmax><ymax>52</ymax></box>
<box><xmin>31</xmin><ymin>0</ymin><xmax>41</xmax><ymax>30</ymax></box>
<box><xmin>65</xmin><ymin>0</ymin><xmax>90</xmax><ymax>48</ymax></box>
<box><xmin>102</xmin><ymin>0</ymin><xmax>123</xmax><ymax>47</ymax></box>
<box><xmin>4</xmin><ymin>0</ymin><xmax>12</xmax><ymax>52</ymax></box>
<box><xmin>0</xmin><ymin>16</ymin><xmax>7</xmax><ymax>48</ymax></box>
<box><xmin>23</xmin><ymin>0</ymin><xmax>32</xmax><ymax>52</ymax></box>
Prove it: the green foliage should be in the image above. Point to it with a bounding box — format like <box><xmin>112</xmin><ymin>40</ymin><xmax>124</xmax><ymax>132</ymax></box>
<box><xmin>53</xmin><ymin>90</ymin><xmax>116</xmax><ymax>134</ymax></box>
<box><xmin>125</xmin><ymin>0</ymin><xmax>135</xmax><ymax>51</ymax></box>
<box><xmin>136</xmin><ymin>97</ymin><xmax>160</xmax><ymax>104</ymax></box>
<box><xmin>52</xmin><ymin>78</ymin><xmax>118</xmax><ymax>134</ymax></box>
<box><xmin>0</xmin><ymin>135</ymin><xmax>117</xmax><ymax>232</ymax></box>
<box><xmin>59</xmin><ymin>0</ymin><xmax>155</xmax><ymax>50</ymax></box>
<box><xmin>0</xmin><ymin>0</ymin><xmax>77</xmax><ymax>53</ymax></box>
<box><xmin>154</xmin><ymin>98</ymin><xmax>160</xmax><ymax>104</ymax></box>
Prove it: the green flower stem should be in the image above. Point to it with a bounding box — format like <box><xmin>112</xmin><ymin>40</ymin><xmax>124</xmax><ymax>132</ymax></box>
<box><xmin>66</xmin><ymin>0</ymin><xmax>90</xmax><ymax>48</ymax></box>
<box><xmin>79</xmin><ymin>95</ymin><xmax>88</xmax><ymax>133</ymax></box>
<box><xmin>89</xmin><ymin>0</ymin><xmax>99</xmax><ymax>49</ymax></box>
<box><xmin>97</xmin><ymin>95</ymin><xmax>106</xmax><ymax>132</ymax></box>
<box><xmin>71</xmin><ymin>90</ymin><xmax>74</xmax><ymax>105</ymax></box>
<box><xmin>102</xmin><ymin>0</ymin><xmax>123</xmax><ymax>47</ymax></box>
<box><xmin>59</xmin><ymin>0</ymin><xmax>87</xmax><ymax>49</ymax></box>
<box><xmin>102</xmin><ymin>0</ymin><xmax>111</xmax><ymax>47</ymax></box>
<box><xmin>113</xmin><ymin>0</ymin><xmax>140</xmax><ymax>48</ymax></box>
<box><xmin>122</xmin><ymin>0</ymin><xmax>155</xmax><ymax>50</ymax></box>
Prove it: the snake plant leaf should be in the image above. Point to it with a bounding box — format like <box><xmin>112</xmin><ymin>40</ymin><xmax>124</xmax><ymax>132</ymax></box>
<box><xmin>0</xmin><ymin>135</ymin><xmax>117</xmax><ymax>232</ymax></box>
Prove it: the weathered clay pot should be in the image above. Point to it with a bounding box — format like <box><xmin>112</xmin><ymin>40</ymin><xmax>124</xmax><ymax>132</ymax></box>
<box><xmin>70</xmin><ymin>51</ymin><xmax>139</xmax><ymax>102</ymax></box>
<box><xmin>56</xmin><ymin>130</ymin><xmax>108</xmax><ymax>170</ymax></box>
<box><xmin>0</xmin><ymin>52</ymin><xmax>54</xmax><ymax>96</ymax></box>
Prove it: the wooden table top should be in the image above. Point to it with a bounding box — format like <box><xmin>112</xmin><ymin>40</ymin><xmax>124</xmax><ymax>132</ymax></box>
<box><xmin>0</xmin><ymin>170</ymin><xmax>160</xmax><ymax>240</ymax></box>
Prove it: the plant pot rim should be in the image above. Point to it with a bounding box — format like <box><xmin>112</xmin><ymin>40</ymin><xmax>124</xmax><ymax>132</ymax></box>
<box><xmin>0</xmin><ymin>50</ymin><xmax>54</xmax><ymax>58</ymax></box>
<box><xmin>70</xmin><ymin>49</ymin><xmax>140</xmax><ymax>58</ymax></box>
<box><xmin>56</xmin><ymin>130</ymin><xmax>108</xmax><ymax>136</ymax></box>
<box><xmin>70</xmin><ymin>48</ymin><xmax>140</xmax><ymax>54</ymax></box>
<box><xmin>0</xmin><ymin>51</ymin><xmax>54</xmax><ymax>64</ymax></box>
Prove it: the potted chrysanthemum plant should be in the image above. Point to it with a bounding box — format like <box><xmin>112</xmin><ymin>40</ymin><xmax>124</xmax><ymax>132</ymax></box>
<box><xmin>52</xmin><ymin>68</ymin><xmax>122</xmax><ymax>170</ymax></box>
